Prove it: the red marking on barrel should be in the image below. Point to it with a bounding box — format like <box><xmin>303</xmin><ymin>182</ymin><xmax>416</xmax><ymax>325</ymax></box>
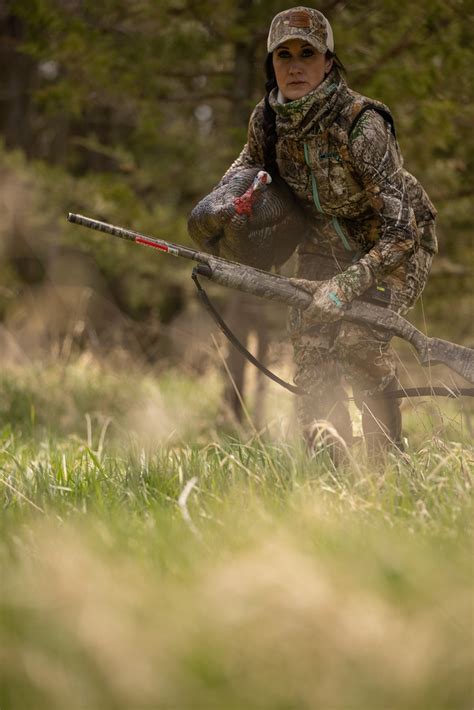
<box><xmin>136</xmin><ymin>236</ymin><xmax>168</xmax><ymax>252</ymax></box>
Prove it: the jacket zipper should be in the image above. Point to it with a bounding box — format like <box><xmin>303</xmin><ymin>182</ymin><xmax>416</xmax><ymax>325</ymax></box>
<box><xmin>303</xmin><ymin>141</ymin><xmax>351</xmax><ymax>251</ymax></box>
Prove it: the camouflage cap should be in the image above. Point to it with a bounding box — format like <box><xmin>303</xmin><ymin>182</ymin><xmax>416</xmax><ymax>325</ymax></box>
<box><xmin>267</xmin><ymin>7</ymin><xmax>334</xmax><ymax>54</ymax></box>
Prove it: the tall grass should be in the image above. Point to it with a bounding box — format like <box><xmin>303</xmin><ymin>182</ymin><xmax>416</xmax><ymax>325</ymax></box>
<box><xmin>0</xmin><ymin>357</ymin><xmax>472</xmax><ymax>709</ymax></box>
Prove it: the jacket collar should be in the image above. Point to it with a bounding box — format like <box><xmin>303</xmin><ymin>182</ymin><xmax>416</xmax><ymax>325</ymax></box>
<box><xmin>269</xmin><ymin>68</ymin><xmax>348</xmax><ymax>137</ymax></box>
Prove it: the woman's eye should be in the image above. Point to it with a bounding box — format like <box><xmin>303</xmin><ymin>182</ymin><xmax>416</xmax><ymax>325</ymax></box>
<box><xmin>276</xmin><ymin>50</ymin><xmax>291</xmax><ymax>58</ymax></box>
<box><xmin>302</xmin><ymin>49</ymin><xmax>315</xmax><ymax>57</ymax></box>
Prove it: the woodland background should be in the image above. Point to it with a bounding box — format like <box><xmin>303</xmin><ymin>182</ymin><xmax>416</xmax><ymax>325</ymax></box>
<box><xmin>1</xmin><ymin>0</ymin><xmax>473</xmax><ymax>384</ymax></box>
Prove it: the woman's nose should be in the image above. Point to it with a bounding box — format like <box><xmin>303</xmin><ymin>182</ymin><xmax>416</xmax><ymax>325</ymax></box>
<box><xmin>288</xmin><ymin>60</ymin><xmax>303</xmax><ymax>74</ymax></box>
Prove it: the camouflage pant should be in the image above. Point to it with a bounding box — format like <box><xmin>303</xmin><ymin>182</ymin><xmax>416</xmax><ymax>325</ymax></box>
<box><xmin>290</xmin><ymin>239</ymin><xmax>434</xmax><ymax>449</ymax></box>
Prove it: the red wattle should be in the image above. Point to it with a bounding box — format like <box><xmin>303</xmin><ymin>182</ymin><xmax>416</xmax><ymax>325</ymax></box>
<box><xmin>233</xmin><ymin>187</ymin><xmax>258</xmax><ymax>216</ymax></box>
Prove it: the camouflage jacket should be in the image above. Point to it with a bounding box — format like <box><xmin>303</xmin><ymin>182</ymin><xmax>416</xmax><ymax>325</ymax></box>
<box><xmin>223</xmin><ymin>68</ymin><xmax>437</xmax><ymax>283</ymax></box>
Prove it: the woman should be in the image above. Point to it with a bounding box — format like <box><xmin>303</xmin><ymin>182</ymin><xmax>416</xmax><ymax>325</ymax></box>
<box><xmin>198</xmin><ymin>7</ymin><xmax>438</xmax><ymax>458</ymax></box>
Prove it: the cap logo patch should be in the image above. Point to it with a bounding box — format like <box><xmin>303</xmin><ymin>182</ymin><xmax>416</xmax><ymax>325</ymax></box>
<box><xmin>288</xmin><ymin>10</ymin><xmax>311</xmax><ymax>28</ymax></box>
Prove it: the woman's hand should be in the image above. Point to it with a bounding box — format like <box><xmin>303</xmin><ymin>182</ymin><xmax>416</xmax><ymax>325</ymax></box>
<box><xmin>295</xmin><ymin>261</ymin><xmax>374</xmax><ymax>325</ymax></box>
<box><xmin>296</xmin><ymin>278</ymin><xmax>347</xmax><ymax>323</ymax></box>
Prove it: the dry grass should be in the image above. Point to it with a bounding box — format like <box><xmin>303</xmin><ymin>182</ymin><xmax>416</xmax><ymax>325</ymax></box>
<box><xmin>0</xmin><ymin>357</ymin><xmax>472</xmax><ymax>710</ymax></box>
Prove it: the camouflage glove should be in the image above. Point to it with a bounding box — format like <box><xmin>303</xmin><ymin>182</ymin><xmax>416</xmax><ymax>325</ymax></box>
<box><xmin>297</xmin><ymin>261</ymin><xmax>374</xmax><ymax>325</ymax></box>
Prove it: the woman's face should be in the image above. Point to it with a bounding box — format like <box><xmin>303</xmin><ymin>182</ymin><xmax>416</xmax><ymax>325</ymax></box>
<box><xmin>272</xmin><ymin>38</ymin><xmax>333</xmax><ymax>101</ymax></box>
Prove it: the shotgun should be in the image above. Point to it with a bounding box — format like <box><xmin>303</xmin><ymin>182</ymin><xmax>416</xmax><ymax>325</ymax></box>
<box><xmin>67</xmin><ymin>213</ymin><xmax>474</xmax><ymax>385</ymax></box>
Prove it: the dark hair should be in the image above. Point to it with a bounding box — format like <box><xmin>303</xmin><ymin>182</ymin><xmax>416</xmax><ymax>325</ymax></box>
<box><xmin>262</xmin><ymin>53</ymin><xmax>280</xmax><ymax>178</ymax></box>
<box><xmin>261</xmin><ymin>50</ymin><xmax>345</xmax><ymax>178</ymax></box>
<box><xmin>326</xmin><ymin>50</ymin><xmax>345</xmax><ymax>74</ymax></box>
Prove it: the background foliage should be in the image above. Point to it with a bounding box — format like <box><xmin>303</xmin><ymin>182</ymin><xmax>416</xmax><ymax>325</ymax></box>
<box><xmin>1</xmin><ymin>0</ymin><xmax>473</xmax><ymax>359</ymax></box>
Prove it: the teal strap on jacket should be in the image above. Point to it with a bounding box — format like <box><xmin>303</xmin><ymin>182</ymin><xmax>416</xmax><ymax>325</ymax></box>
<box><xmin>331</xmin><ymin>216</ymin><xmax>351</xmax><ymax>251</ymax></box>
<box><xmin>303</xmin><ymin>141</ymin><xmax>351</xmax><ymax>251</ymax></box>
<box><xmin>303</xmin><ymin>142</ymin><xmax>323</xmax><ymax>213</ymax></box>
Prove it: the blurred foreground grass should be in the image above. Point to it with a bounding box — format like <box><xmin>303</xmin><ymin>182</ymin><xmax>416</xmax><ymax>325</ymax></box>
<box><xmin>0</xmin><ymin>357</ymin><xmax>473</xmax><ymax>710</ymax></box>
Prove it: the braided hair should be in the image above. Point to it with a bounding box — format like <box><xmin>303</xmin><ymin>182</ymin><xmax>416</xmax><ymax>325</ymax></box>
<box><xmin>261</xmin><ymin>51</ymin><xmax>346</xmax><ymax>180</ymax></box>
